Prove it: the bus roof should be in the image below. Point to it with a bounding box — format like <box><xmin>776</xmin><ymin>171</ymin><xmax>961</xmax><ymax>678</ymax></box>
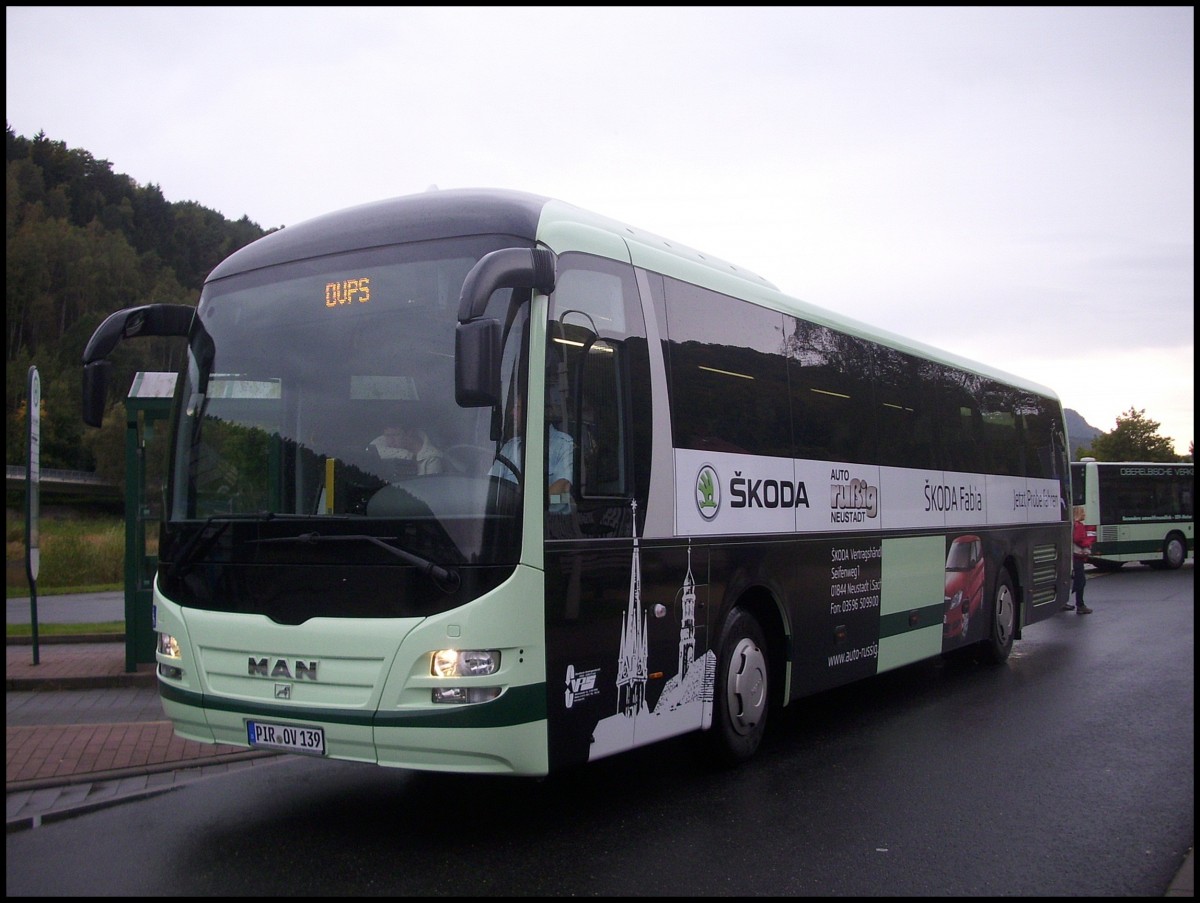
<box><xmin>207</xmin><ymin>188</ymin><xmax>549</xmax><ymax>281</ymax></box>
<box><xmin>206</xmin><ymin>187</ymin><xmax>1062</xmax><ymax>402</ymax></box>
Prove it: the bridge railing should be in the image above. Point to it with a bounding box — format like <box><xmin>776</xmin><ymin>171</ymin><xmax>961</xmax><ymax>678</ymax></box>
<box><xmin>6</xmin><ymin>465</ymin><xmax>120</xmax><ymax>498</ymax></box>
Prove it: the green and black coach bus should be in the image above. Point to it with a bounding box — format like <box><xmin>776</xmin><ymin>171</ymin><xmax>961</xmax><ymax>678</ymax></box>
<box><xmin>81</xmin><ymin>188</ymin><xmax>1072</xmax><ymax>775</ymax></box>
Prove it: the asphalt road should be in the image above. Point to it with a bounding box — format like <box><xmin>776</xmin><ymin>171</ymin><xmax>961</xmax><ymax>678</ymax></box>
<box><xmin>5</xmin><ymin>563</ymin><xmax>1193</xmax><ymax>896</ymax></box>
<box><xmin>6</xmin><ymin>590</ymin><xmax>124</xmax><ymax>624</ymax></box>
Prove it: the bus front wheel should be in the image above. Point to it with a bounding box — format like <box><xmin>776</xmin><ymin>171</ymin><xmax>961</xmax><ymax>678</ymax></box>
<box><xmin>705</xmin><ymin>607</ymin><xmax>769</xmax><ymax>766</ymax></box>
<box><xmin>977</xmin><ymin>570</ymin><xmax>1016</xmax><ymax>664</ymax></box>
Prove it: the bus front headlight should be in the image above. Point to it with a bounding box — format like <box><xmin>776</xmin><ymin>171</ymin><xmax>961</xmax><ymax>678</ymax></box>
<box><xmin>158</xmin><ymin>632</ymin><xmax>183</xmax><ymax>680</ymax></box>
<box><xmin>430</xmin><ymin>649</ymin><xmax>501</xmax><ymax>704</ymax></box>
<box><xmin>431</xmin><ymin>648</ymin><xmax>500</xmax><ymax>678</ymax></box>
<box><xmin>158</xmin><ymin>632</ymin><xmax>181</xmax><ymax>659</ymax></box>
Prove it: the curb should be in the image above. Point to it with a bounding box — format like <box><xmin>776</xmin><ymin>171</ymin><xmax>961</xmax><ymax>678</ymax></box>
<box><xmin>1165</xmin><ymin>847</ymin><xmax>1194</xmax><ymax>897</ymax></box>
<box><xmin>7</xmin><ymin>673</ymin><xmax>157</xmax><ymax>691</ymax></box>
<box><xmin>6</xmin><ymin>750</ymin><xmax>282</xmax><ymax>833</ymax></box>
<box><xmin>6</xmin><ymin>634</ymin><xmax>126</xmax><ymax>646</ymax></box>
<box><xmin>7</xmin><ymin>785</ymin><xmax>180</xmax><ymax>833</ymax></box>
<box><xmin>7</xmin><ymin>748</ymin><xmax>279</xmax><ymax>794</ymax></box>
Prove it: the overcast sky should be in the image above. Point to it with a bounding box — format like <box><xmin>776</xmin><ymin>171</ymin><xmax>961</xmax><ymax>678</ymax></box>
<box><xmin>7</xmin><ymin>6</ymin><xmax>1194</xmax><ymax>454</ymax></box>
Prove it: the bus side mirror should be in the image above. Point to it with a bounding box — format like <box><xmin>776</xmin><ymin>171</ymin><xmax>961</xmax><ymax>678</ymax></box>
<box><xmin>82</xmin><ymin>360</ymin><xmax>112</xmax><ymax>428</ymax></box>
<box><xmin>80</xmin><ymin>303</ymin><xmax>196</xmax><ymax>427</ymax></box>
<box><xmin>455</xmin><ymin>318</ymin><xmax>502</xmax><ymax>407</ymax></box>
<box><xmin>454</xmin><ymin>247</ymin><xmax>554</xmax><ymax>408</ymax></box>
<box><xmin>457</xmin><ymin>248</ymin><xmax>555</xmax><ymax>322</ymax></box>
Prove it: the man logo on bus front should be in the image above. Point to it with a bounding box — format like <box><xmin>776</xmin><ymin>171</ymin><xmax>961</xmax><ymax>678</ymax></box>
<box><xmin>696</xmin><ymin>465</ymin><xmax>720</xmax><ymax>520</ymax></box>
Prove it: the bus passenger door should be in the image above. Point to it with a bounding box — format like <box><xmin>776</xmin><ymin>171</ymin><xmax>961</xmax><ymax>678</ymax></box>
<box><xmin>542</xmin><ymin>253</ymin><xmax>673</xmax><ymax>770</ymax></box>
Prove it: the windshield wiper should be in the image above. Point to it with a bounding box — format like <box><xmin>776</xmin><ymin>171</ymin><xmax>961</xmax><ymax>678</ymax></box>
<box><xmin>167</xmin><ymin>512</ymin><xmax>350</xmax><ymax>578</ymax></box>
<box><xmin>250</xmin><ymin>532</ymin><xmax>461</xmax><ymax>594</ymax></box>
<box><xmin>167</xmin><ymin>512</ymin><xmax>270</xmax><ymax>579</ymax></box>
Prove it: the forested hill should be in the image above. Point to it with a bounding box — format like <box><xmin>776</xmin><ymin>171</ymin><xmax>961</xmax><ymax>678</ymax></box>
<box><xmin>5</xmin><ymin>126</ymin><xmax>271</xmax><ymax>471</ymax></box>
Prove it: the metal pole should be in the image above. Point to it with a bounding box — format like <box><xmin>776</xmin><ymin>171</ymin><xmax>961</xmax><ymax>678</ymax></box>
<box><xmin>25</xmin><ymin>366</ymin><xmax>41</xmax><ymax>665</ymax></box>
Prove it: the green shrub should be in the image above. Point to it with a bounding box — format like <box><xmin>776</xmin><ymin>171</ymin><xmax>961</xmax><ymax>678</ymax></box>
<box><xmin>6</xmin><ymin>508</ymin><xmax>125</xmax><ymax>592</ymax></box>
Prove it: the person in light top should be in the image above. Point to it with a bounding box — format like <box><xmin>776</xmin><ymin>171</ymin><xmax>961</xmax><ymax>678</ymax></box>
<box><xmin>370</xmin><ymin>424</ymin><xmax>448</xmax><ymax>475</ymax></box>
<box><xmin>488</xmin><ymin>393</ymin><xmax>574</xmax><ymax>513</ymax></box>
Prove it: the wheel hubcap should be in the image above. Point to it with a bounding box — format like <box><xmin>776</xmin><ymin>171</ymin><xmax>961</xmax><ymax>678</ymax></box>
<box><xmin>725</xmin><ymin>637</ymin><xmax>767</xmax><ymax>736</ymax></box>
<box><xmin>995</xmin><ymin>583</ymin><xmax>1014</xmax><ymax>646</ymax></box>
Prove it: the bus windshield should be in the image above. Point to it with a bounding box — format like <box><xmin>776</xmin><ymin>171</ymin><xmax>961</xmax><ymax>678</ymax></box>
<box><xmin>166</xmin><ymin>235</ymin><xmax>531</xmax><ymax>583</ymax></box>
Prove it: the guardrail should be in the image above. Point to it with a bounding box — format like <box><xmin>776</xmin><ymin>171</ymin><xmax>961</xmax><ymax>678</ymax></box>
<box><xmin>5</xmin><ymin>465</ymin><xmax>120</xmax><ymax>498</ymax></box>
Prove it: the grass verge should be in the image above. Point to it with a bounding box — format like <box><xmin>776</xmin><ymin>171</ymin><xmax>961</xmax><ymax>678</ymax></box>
<box><xmin>7</xmin><ymin>621</ymin><xmax>124</xmax><ymax>638</ymax></box>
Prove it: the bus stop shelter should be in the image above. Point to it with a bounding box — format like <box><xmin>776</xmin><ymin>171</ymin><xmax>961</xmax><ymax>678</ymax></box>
<box><xmin>124</xmin><ymin>372</ymin><xmax>176</xmax><ymax>671</ymax></box>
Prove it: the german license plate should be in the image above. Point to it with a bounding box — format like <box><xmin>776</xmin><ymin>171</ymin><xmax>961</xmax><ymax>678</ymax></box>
<box><xmin>247</xmin><ymin>720</ymin><xmax>326</xmax><ymax>756</ymax></box>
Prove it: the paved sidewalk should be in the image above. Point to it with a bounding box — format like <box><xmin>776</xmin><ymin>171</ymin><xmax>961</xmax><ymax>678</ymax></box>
<box><xmin>6</xmin><ymin>639</ymin><xmax>278</xmax><ymax>831</ymax></box>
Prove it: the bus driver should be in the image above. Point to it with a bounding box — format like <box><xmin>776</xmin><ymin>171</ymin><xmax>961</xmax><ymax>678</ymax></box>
<box><xmin>489</xmin><ymin>393</ymin><xmax>574</xmax><ymax>512</ymax></box>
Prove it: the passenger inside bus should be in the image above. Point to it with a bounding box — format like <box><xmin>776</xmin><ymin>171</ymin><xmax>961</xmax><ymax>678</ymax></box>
<box><xmin>369</xmin><ymin>422</ymin><xmax>449</xmax><ymax>476</ymax></box>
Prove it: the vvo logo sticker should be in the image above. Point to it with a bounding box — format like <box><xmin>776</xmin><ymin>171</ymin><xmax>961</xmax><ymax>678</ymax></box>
<box><xmin>565</xmin><ymin>664</ymin><xmax>599</xmax><ymax>708</ymax></box>
<box><xmin>695</xmin><ymin>464</ymin><xmax>721</xmax><ymax>520</ymax></box>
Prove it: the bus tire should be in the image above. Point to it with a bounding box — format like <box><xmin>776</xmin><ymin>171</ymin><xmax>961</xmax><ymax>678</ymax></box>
<box><xmin>1161</xmin><ymin>534</ymin><xmax>1187</xmax><ymax>570</ymax></box>
<box><xmin>705</xmin><ymin>607</ymin><xmax>769</xmax><ymax>766</ymax></box>
<box><xmin>978</xmin><ymin>570</ymin><xmax>1016</xmax><ymax>664</ymax></box>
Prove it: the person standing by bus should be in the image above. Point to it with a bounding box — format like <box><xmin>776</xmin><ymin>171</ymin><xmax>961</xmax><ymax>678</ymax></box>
<box><xmin>1065</xmin><ymin>505</ymin><xmax>1095</xmax><ymax>614</ymax></box>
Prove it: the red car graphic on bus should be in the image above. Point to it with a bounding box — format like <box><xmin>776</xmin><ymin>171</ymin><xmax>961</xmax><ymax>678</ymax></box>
<box><xmin>943</xmin><ymin>534</ymin><xmax>985</xmax><ymax>641</ymax></box>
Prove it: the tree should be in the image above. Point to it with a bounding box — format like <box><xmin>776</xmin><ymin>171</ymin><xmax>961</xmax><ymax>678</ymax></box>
<box><xmin>6</xmin><ymin>126</ymin><xmax>267</xmax><ymax>470</ymax></box>
<box><xmin>1082</xmin><ymin>407</ymin><xmax>1181</xmax><ymax>462</ymax></box>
